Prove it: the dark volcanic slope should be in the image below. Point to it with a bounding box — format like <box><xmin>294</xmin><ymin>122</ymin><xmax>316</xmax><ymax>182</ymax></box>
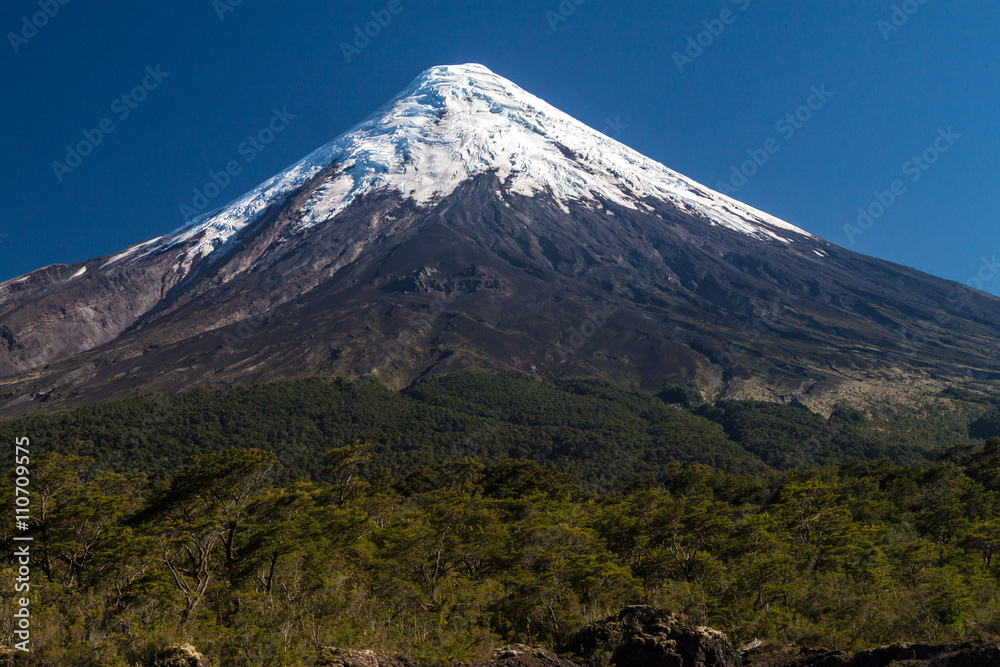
<box><xmin>1</xmin><ymin>64</ymin><xmax>999</xmax><ymax>417</ymax></box>
<box><xmin>3</xmin><ymin>171</ymin><xmax>999</xmax><ymax>418</ymax></box>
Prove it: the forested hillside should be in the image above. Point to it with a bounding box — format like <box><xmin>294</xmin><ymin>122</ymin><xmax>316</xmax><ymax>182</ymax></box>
<box><xmin>3</xmin><ymin>372</ymin><xmax>1000</xmax><ymax>664</ymax></box>
<box><xmin>0</xmin><ymin>372</ymin><xmax>992</xmax><ymax>490</ymax></box>
<box><xmin>2</xmin><ymin>443</ymin><xmax>1000</xmax><ymax>665</ymax></box>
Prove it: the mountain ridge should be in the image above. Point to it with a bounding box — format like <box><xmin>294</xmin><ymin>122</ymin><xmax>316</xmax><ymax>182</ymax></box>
<box><xmin>83</xmin><ymin>62</ymin><xmax>815</xmax><ymax>287</ymax></box>
<box><xmin>1</xmin><ymin>64</ymin><xmax>999</xmax><ymax>417</ymax></box>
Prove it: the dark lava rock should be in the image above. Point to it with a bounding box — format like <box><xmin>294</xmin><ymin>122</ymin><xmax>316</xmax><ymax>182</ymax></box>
<box><xmin>743</xmin><ymin>647</ymin><xmax>851</xmax><ymax>667</ymax></box>
<box><xmin>562</xmin><ymin>605</ymin><xmax>741</xmax><ymax>667</ymax></box>
<box><xmin>854</xmin><ymin>639</ymin><xmax>1000</xmax><ymax>667</ymax></box>
<box><xmin>458</xmin><ymin>644</ymin><xmax>580</xmax><ymax>666</ymax></box>
<box><xmin>316</xmin><ymin>648</ymin><xmax>417</xmax><ymax>667</ymax></box>
<box><xmin>746</xmin><ymin>639</ymin><xmax>1000</xmax><ymax>667</ymax></box>
<box><xmin>853</xmin><ymin>642</ymin><xmax>950</xmax><ymax>666</ymax></box>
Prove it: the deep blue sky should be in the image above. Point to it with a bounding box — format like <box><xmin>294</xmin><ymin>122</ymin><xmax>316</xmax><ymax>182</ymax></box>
<box><xmin>2</xmin><ymin>1</ymin><xmax>998</xmax><ymax>293</ymax></box>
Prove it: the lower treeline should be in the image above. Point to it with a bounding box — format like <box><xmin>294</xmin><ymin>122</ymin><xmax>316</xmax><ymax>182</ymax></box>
<box><xmin>0</xmin><ymin>371</ymin><xmax>994</xmax><ymax>489</ymax></box>
<box><xmin>1</xmin><ymin>440</ymin><xmax>999</xmax><ymax>666</ymax></box>
<box><xmin>2</xmin><ymin>372</ymin><xmax>1000</xmax><ymax>665</ymax></box>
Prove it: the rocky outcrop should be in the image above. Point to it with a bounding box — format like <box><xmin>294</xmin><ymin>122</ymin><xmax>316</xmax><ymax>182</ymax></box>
<box><xmin>743</xmin><ymin>647</ymin><xmax>851</xmax><ymax>667</ymax></box>
<box><xmin>562</xmin><ymin>605</ymin><xmax>741</xmax><ymax>667</ymax></box>
<box><xmin>150</xmin><ymin>643</ymin><xmax>209</xmax><ymax>667</ymax></box>
<box><xmin>313</xmin><ymin>635</ymin><xmax>1000</xmax><ymax>667</ymax></box>
<box><xmin>458</xmin><ymin>644</ymin><xmax>580</xmax><ymax>666</ymax></box>
<box><xmin>135</xmin><ymin>611</ymin><xmax>1000</xmax><ymax>667</ymax></box>
<box><xmin>854</xmin><ymin>640</ymin><xmax>1000</xmax><ymax>667</ymax></box>
<box><xmin>316</xmin><ymin>647</ymin><xmax>417</xmax><ymax>667</ymax></box>
<box><xmin>131</xmin><ymin>617</ymin><xmax>1000</xmax><ymax>667</ymax></box>
<box><xmin>745</xmin><ymin>639</ymin><xmax>1000</xmax><ymax>667</ymax></box>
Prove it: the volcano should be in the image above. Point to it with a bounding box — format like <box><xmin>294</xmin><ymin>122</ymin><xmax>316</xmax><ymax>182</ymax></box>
<box><xmin>2</xmin><ymin>64</ymin><xmax>999</xmax><ymax>416</ymax></box>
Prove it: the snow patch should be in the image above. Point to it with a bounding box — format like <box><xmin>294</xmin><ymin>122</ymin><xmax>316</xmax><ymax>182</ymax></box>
<box><xmin>100</xmin><ymin>236</ymin><xmax>165</xmax><ymax>269</ymax></box>
<box><xmin>119</xmin><ymin>63</ymin><xmax>813</xmax><ymax>268</ymax></box>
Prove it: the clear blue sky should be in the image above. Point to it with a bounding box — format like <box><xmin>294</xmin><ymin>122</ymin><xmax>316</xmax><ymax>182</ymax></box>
<box><xmin>2</xmin><ymin>0</ymin><xmax>998</xmax><ymax>293</ymax></box>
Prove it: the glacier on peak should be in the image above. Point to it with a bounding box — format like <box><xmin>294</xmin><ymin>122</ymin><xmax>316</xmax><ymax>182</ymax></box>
<box><xmin>122</xmin><ymin>63</ymin><xmax>812</xmax><ymax>270</ymax></box>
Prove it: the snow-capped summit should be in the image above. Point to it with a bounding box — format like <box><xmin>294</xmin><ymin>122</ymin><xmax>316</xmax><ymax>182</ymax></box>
<box><xmin>6</xmin><ymin>63</ymin><xmax>999</xmax><ymax>411</ymax></box>
<box><xmin>150</xmin><ymin>63</ymin><xmax>810</xmax><ymax>267</ymax></box>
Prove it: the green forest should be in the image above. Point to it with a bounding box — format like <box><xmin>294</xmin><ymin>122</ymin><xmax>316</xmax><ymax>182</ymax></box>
<box><xmin>3</xmin><ymin>444</ymin><xmax>1000</xmax><ymax>665</ymax></box>
<box><xmin>0</xmin><ymin>372</ymin><xmax>993</xmax><ymax>489</ymax></box>
<box><xmin>2</xmin><ymin>372</ymin><xmax>1000</xmax><ymax>665</ymax></box>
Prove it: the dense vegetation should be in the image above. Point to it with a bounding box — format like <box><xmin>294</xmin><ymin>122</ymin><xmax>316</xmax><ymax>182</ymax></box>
<box><xmin>2</xmin><ymin>443</ymin><xmax>1000</xmax><ymax>666</ymax></box>
<box><xmin>0</xmin><ymin>372</ymin><xmax>990</xmax><ymax>490</ymax></box>
<box><xmin>2</xmin><ymin>372</ymin><xmax>999</xmax><ymax>665</ymax></box>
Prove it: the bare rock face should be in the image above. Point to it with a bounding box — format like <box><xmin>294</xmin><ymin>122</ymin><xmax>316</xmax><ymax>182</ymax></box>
<box><xmin>150</xmin><ymin>643</ymin><xmax>209</xmax><ymax>667</ymax></box>
<box><xmin>316</xmin><ymin>647</ymin><xmax>417</xmax><ymax>667</ymax></box>
<box><xmin>458</xmin><ymin>644</ymin><xmax>580</xmax><ymax>666</ymax></box>
<box><xmin>853</xmin><ymin>640</ymin><xmax>1000</xmax><ymax>667</ymax></box>
<box><xmin>562</xmin><ymin>606</ymin><xmax>741</xmax><ymax>667</ymax></box>
<box><xmin>745</xmin><ymin>639</ymin><xmax>1000</xmax><ymax>667</ymax></box>
<box><xmin>743</xmin><ymin>647</ymin><xmax>851</xmax><ymax>667</ymax></box>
